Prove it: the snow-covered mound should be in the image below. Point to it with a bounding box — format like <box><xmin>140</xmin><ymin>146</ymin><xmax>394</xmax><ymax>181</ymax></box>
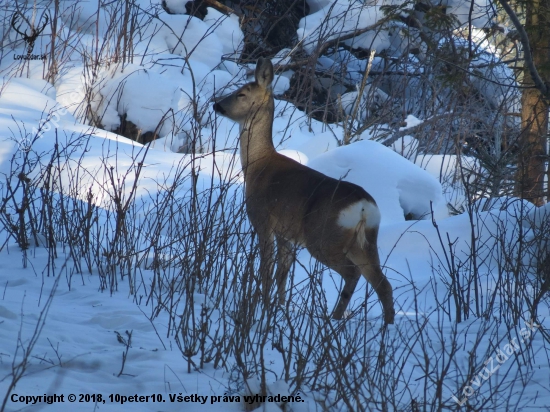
<box><xmin>308</xmin><ymin>140</ymin><xmax>448</xmax><ymax>224</ymax></box>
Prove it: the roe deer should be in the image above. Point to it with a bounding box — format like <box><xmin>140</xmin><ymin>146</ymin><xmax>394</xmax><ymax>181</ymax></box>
<box><xmin>213</xmin><ymin>58</ymin><xmax>395</xmax><ymax>324</ymax></box>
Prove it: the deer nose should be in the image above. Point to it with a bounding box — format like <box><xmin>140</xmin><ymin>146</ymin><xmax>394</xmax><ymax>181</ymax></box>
<box><xmin>213</xmin><ymin>102</ymin><xmax>225</xmax><ymax>114</ymax></box>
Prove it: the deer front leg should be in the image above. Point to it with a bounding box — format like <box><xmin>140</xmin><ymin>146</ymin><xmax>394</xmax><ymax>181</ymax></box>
<box><xmin>257</xmin><ymin>231</ymin><xmax>276</xmax><ymax>304</ymax></box>
<box><xmin>274</xmin><ymin>236</ymin><xmax>295</xmax><ymax>306</ymax></box>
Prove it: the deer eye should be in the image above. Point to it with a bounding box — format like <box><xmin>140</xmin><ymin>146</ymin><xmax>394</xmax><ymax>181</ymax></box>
<box><xmin>237</xmin><ymin>93</ymin><xmax>246</xmax><ymax>97</ymax></box>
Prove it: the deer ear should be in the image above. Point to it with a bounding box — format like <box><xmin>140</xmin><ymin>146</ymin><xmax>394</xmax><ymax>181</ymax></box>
<box><xmin>255</xmin><ymin>58</ymin><xmax>274</xmax><ymax>89</ymax></box>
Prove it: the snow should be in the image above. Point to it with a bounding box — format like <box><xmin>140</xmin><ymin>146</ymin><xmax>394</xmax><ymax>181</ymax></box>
<box><xmin>0</xmin><ymin>78</ymin><xmax>63</xmax><ymax>124</ymax></box>
<box><xmin>297</xmin><ymin>1</ymin><xmax>392</xmax><ymax>54</ymax></box>
<box><xmin>390</xmin><ymin>135</ymin><xmax>419</xmax><ymax>160</ymax></box>
<box><xmin>163</xmin><ymin>0</ymin><xmax>188</xmax><ymax>15</ymax></box>
<box><xmin>153</xmin><ymin>14</ymin><xmax>224</xmax><ymax>69</ymax></box>
<box><xmin>443</xmin><ymin>33</ymin><xmax>520</xmax><ymax>112</ymax></box>
<box><xmin>203</xmin><ymin>8</ymin><xmax>243</xmax><ymax>57</ymax></box>
<box><xmin>272</xmin><ymin>75</ymin><xmax>291</xmax><ymax>96</ymax></box>
<box><xmin>339</xmin><ymin>85</ymin><xmax>389</xmax><ymax>121</ymax></box>
<box><xmin>97</xmin><ymin>66</ymin><xmax>182</xmax><ymax>133</ymax></box>
<box><xmin>293</xmin><ymin>131</ymin><xmax>339</xmax><ymax>159</ymax></box>
<box><xmin>1</xmin><ymin>1</ymin><xmax>549</xmax><ymax>411</ymax></box>
<box><xmin>308</xmin><ymin>140</ymin><xmax>449</xmax><ymax>223</ymax></box>
<box><xmin>0</xmin><ymin>248</ymin><xmax>242</xmax><ymax>412</ymax></box>
<box><xmin>55</xmin><ymin>67</ymin><xmax>88</xmax><ymax>121</ymax></box>
<box><xmin>444</xmin><ymin>0</ymin><xmax>491</xmax><ymax>27</ymax></box>
<box><xmin>415</xmin><ymin>154</ymin><xmax>481</xmax><ymax>211</ymax></box>
<box><xmin>526</xmin><ymin>202</ymin><xmax>550</xmax><ymax>229</ymax></box>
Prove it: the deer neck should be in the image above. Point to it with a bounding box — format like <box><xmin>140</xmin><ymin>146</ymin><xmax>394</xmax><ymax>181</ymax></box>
<box><xmin>239</xmin><ymin>99</ymin><xmax>276</xmax><ymax>175</ymax></box>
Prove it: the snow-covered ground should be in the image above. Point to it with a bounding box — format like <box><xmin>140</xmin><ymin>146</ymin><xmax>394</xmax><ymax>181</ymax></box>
<box><xmin>1</xmin><ymin>1</ymin><xmax>549</xmax><ymax>411</ymax></box>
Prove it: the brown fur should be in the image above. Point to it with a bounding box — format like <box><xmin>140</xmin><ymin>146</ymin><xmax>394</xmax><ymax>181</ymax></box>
<box><xmin>213</xmin><ymin>58</ymin><xmax>394</xmax><ymax>324</ymax></box>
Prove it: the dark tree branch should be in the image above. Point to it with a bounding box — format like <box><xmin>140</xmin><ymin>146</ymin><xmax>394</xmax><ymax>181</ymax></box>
<box><xmin>201</xmin><ymin>0</ymin><xmax>243</xmax><ymax>18</ymax></box>
<box><xmin>274</xmin><ymin>16</ymin><xmax>393</xmax><ymax>72</ymax></box>
<box><xmin>379</xmin><ymin>112</ymin><xmax>457</xmax><ymax>147</ymax></box>
<box><xmin>497</xmin><ymin>0</ymin><xmax>549</xmax><ymax>98</ymax></box>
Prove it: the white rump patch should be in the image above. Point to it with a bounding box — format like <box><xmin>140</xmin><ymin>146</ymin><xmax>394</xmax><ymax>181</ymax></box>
<box><xmin>337</xmin><ymin>200</ymin><xmax>380</xmax><ymax>230</ymax></box>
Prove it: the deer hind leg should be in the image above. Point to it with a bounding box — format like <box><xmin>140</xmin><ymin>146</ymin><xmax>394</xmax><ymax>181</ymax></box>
<box><xmin>274</xmin><ymin>236</ymin><xmax>295</xmax><ymax>306</ymax></box>
<box><xmin>347</xmin><ymin>245</ymin><xmax>395</xmax><ymax>324</ymax></box>
<box><xmin>304</xmin><ymin>235</ymin><xmax>362</xmax><ymax>319</ymax></box>
<box><xmin>327</xmin><ymin>258</ymin><xmax>362</xmax><ymax>320</ymax></box>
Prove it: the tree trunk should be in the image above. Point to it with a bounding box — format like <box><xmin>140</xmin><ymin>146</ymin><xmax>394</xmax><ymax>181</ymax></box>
<box><xmin>516</xmin><ymin>0</ymin><xmax>550</xmax><ymax>205</ymax></box>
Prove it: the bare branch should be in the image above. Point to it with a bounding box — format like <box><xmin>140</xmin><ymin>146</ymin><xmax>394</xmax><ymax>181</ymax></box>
<box><xmin>202</xmin><ymin>0</ymin><xmax>242</xmax><ymax>18</ymax></box>
<box><xmin>496</xmin><ymin>0</ymin><xmax>549</xmax><ymax>98</ymax></box>
<box><xmin>275</xmin><ymin>16</ymin><xmax>393</xmax><ymax>72</ymax></box>
<box><xmin>379</xmin><ymin>113</ymin><xmax>457</xmax><ymax>147</ymax></box>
